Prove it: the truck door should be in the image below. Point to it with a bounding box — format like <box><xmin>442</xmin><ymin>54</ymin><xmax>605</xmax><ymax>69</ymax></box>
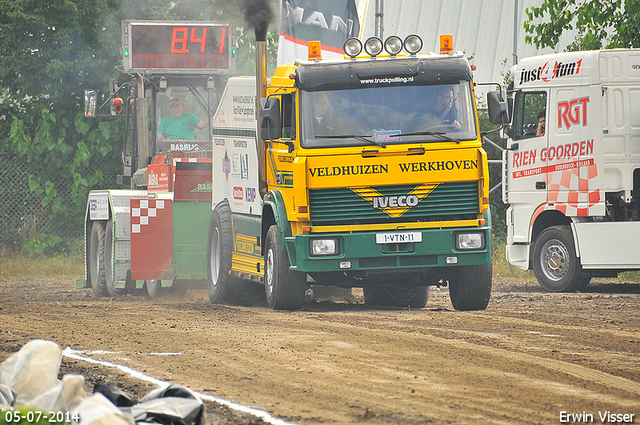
<box><xmin>508</xmin><ymin>90</ymin><xmax>548</xmax><ymax>210</ymax></box>
<box><xmin>549</xmin><ymin>85</ymin><xmax>603</xmax><ymax>216</ymax></box>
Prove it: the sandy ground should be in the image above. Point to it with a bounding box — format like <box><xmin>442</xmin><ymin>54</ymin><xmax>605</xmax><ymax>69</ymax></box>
<box><xmin>0</xmin><ymin>277</ymin><xmax>639</xmax><ymax>424</ymax></box>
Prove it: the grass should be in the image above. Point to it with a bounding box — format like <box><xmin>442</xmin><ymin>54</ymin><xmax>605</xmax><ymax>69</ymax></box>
<box><xmin>0</xmin><ymin>253</ymin><xmax>84</xmax><ymax>280</ymax></box>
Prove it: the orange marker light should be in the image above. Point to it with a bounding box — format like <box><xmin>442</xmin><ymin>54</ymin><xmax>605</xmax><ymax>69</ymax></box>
<box><xmin>308</xmin><ymin>41</ymin><xmax>322</xmax><ymax>60</ymax></box>
<box><xmin>439</xmin><ymin>34</ymin><xmax>453</xmax><ymax>54</ymax></box>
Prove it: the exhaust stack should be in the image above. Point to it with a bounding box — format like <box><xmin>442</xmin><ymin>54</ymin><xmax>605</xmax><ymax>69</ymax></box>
<box><xmin>244</xmin><ymin>0</ymin><xmax>273</xmax><ymax>197</ymax></box>
<box><xmin>256</xmin><ymin>40</ymin><xmax>268</xmax><ymax>197</ymax></box>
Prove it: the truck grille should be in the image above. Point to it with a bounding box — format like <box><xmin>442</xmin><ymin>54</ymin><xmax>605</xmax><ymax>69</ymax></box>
<box><xmin>309</xmin><ymin>181</ymin><xmax>479</xmax><ymax>225</ymax></box>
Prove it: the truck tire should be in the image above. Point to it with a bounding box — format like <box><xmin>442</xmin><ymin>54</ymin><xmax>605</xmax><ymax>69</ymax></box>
<box><xmin>207</xmin><ymin>201</ymin><xmax>239</xmax><ymax>305</ymax></box>
<box><xmin>206</xmin><ymin>202</ymin><xmax>264</xmax><ymax>306</ymax></box>
<box><xmin>264</xmin><ymin>225</ymin><xmax>306</xmax><ymax>310</ymax></box>
<box><xmin>448</xmin><ymin>263</ymin><xmax>492</xmax><ymax>311</ymax></box>
<box><xmin>363</xmin><ymin>286</ymin><xmax>430</xmax><ymax>308</ymax></box>
<box><xmin>577</xmin><ymin>276</ymin><xmax>592</xmax><ymax>290</ymax></box>
<box><xmin>89</xmin><ymin>221</ymin><xmax>110</xmax><ymax>298</ymax></box>
<box><xmin>532</xmin><ymin>226</ymin><xmax>582</xmax><ymax>292</ymax></box>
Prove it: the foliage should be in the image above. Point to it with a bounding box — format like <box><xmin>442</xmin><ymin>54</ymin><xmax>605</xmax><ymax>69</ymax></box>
<box><xmin>0</xmin><ymin>0</ymin><xmax>128</xmax><ymax>251</ymax></box>
<box><xmin>524</xmin><ymin>0</ymin><xmax>640</xmax><ymax>51</ymax></box>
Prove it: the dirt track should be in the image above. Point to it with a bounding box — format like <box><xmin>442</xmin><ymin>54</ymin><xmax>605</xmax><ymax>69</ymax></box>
<box><xmin>0</xmin><ymin>277</ymin><xmax>639</xmax><ymax>424</ymax></box>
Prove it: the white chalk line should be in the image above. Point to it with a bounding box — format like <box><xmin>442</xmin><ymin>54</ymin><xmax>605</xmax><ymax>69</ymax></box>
<box><xmin>62</xmin><ymin>347</ymin><xmax>297</xmax><ymax>425</ymax></box>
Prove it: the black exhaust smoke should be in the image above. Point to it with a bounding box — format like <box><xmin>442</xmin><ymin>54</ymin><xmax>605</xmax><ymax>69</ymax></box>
<box><xmin>242</xmin><ymin>0</ymin><xmax>274</xmax><ymax>41</ymax></box>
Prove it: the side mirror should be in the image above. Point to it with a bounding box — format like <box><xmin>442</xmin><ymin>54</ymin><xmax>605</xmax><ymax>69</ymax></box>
<box><xmin>84</xmin><ymin>90</ymin><xmax>97</xmax><ymax>118</ymax></box>
<box><xmin>487</xmin><ymin>90</ymin><xmax>510</xmax><ymax>125</ymax></box>
<box><xmin>259</xmin><ymin>97</ymin><xmax>282</xmax><ymax>141</ymax></box>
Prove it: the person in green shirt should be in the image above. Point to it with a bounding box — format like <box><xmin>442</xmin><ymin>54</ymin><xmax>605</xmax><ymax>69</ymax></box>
<box><xmin>157</xmin><ymin>98</ymin><xmax>207</xmax><ymax>141</ymax></box>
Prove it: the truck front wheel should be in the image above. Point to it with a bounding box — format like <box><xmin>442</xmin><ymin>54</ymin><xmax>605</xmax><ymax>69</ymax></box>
<box><xmin>89</xmin><ymin>221</ymin><xmax>110</xmax><ymax>298</ymax></box>
<box><xmin>264</xmin><ymin>225</ymin><xmax>306</xmax><ymax>310</ymax></box>
<box><xmin>448</xmin><ymin>263</ymin><xmax>492</xmax><ymax>311</ymax></box>
<box><xmin>532</xmin><ymin>225</ymin><xmax>582</xmax><ymax>292</ymax></box>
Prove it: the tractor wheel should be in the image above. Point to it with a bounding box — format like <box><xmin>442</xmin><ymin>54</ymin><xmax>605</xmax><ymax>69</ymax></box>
<box><xmin>89</xmin><ymin>221</ymin><xmax>110</xmax><ymax>298</ymax></box>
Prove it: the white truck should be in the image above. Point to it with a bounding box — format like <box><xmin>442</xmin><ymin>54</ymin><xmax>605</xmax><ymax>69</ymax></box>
<box><xmin>488</xmin><ymin>49</ymin><xmax>640</xmax><ymax>291</ymax></box>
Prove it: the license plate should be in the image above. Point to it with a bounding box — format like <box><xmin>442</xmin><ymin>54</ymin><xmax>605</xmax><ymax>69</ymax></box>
<box><xmin>375</xmin><ymin>232</ymin><xmax>422</xmax><ymax>244</ymax></box>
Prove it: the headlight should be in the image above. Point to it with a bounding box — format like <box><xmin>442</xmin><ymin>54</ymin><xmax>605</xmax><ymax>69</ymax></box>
<box><xmin>364</xmin><ymin>37</ymin><xmax>383</xmax><ymax>57</ymax></box>
<box><xmin>384</xmin><ymin>36</ymin><xmax>403</xmax><ymax>56</ymax></box>
<box><xmin>311</xmin><ymin>238</ymin><xmax>338</xmax><ymax>256</ymax></box>
<box><xmin>343</xmin><ymin>38</ymin><xmax>362</xmax><ymax>58</ymax></box>
<box><xmin>403</xmin><ymin>34</ymin><xmax>423</xmax><ymax>55</ymax></box>
<box><xmin>456</xmin><ymin>232</ymin><xmax>485</xmax><ymax>250</ymax></box>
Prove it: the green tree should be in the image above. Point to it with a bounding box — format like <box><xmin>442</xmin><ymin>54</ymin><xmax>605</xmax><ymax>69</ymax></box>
<box><xmin>524</xmin><ymin>0</ymin><xmax>640</xmax><ymax>51</ymax></box>
<box><xmin>0</xmin><ymin>0</ymin><xmax>125</xmax><ymax>253</ymax></box>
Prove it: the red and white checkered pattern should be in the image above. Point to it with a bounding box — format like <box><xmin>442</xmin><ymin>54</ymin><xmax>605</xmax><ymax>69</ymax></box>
<box><xmin>131</xmin><ymin>199</ymin><xmax>166</xmax><ymax>234</ymax></box>
<box><xmin>546</xmin><ymin>161</ymin><xmax>601</xmax><ymax>216</ymax></box>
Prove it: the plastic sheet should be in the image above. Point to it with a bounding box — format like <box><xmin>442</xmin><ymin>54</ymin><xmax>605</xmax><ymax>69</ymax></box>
<box><xmin>0</xmin><ymin>339</ymin><xmax>62</xmax><ymax>405</ymax></box>
<box><xmin>70</xmin><ymin>393</ymin><xmax>136</xmax><ymax>425</ymax></box>
<box><xmin>0</xmin><ymin>340</ymin><xmax>207</xmax><ymax>425</ymax></box>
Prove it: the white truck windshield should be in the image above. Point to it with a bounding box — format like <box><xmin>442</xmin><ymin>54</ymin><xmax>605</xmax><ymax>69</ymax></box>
<box><xmin>301</xmin><ymin>81</ymin><xmax>477</xmax><ymax>148</ymax></box>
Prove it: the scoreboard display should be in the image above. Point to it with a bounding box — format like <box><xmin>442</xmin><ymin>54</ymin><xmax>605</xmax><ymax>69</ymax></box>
<box><xmin>122</xmin><ymin>21</ymin><xmax>236</xmax><ymax>74</ymax></box>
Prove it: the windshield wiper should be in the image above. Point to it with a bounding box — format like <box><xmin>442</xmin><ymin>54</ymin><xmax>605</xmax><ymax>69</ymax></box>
<box><xmin>399</xmin><ymin>131</ymin><xmax>460</xmax><ymax>144</ymax></box>
<box><xmin>318</xmin><ymin>134</ymin><xmax>387</xmax><ymax>148</ymax></box>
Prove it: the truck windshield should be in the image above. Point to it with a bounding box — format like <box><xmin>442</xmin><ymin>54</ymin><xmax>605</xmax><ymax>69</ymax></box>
<box><xmin>300</xmin><ymin>81</ymin><xmax>477</xmax><ymax>148</ymax></box>
<box><xmin>155</xmin><ymin>86</ymin><xmax>213</xmax><ymax>155</ymax></box>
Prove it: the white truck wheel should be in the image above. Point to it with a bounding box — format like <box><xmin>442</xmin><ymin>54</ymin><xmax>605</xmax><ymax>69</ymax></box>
<box><xmin>532</xmin><ymin>225</ymin><xmax>583</xmax><ymax>292</ymax></box>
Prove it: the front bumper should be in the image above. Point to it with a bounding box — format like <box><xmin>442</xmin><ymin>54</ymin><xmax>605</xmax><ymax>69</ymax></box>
<box><xmin>287</xmin><ymin>226</ymin><xmax>492</xmax><ymax>273</ymax></box>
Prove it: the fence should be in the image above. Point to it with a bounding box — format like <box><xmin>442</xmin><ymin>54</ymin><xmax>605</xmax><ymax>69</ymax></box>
<box><xmin>0</xmin><ymin>156</ymin><xmax>121</xmax><ymax>253</ymax></box>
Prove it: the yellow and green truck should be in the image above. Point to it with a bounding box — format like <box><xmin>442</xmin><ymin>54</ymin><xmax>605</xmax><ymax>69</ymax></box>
<box><xmin>208</xmin><ymin>35</ymin><xmax>493</xmax><ymax>310</ymax></box>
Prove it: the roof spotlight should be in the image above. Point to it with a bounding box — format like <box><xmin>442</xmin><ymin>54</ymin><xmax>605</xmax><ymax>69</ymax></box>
<box><xmin>343</xmin><ymin>38</ymin><xmax>362</xmax><ymax>58</ymax></box>
<box><xmin>384</xmin><ymin>36</ymin><xmax>403</xmax><ymax>56</ymax></box>
<box><xmin>403</xmin><ymin>34</ymin><xmax>423</xmax><ymax>55</ymax></box>
<box><xmin>364</xmin><ymin>37</ymin><xmax>383</xmax><ymax>57</ymax></box>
